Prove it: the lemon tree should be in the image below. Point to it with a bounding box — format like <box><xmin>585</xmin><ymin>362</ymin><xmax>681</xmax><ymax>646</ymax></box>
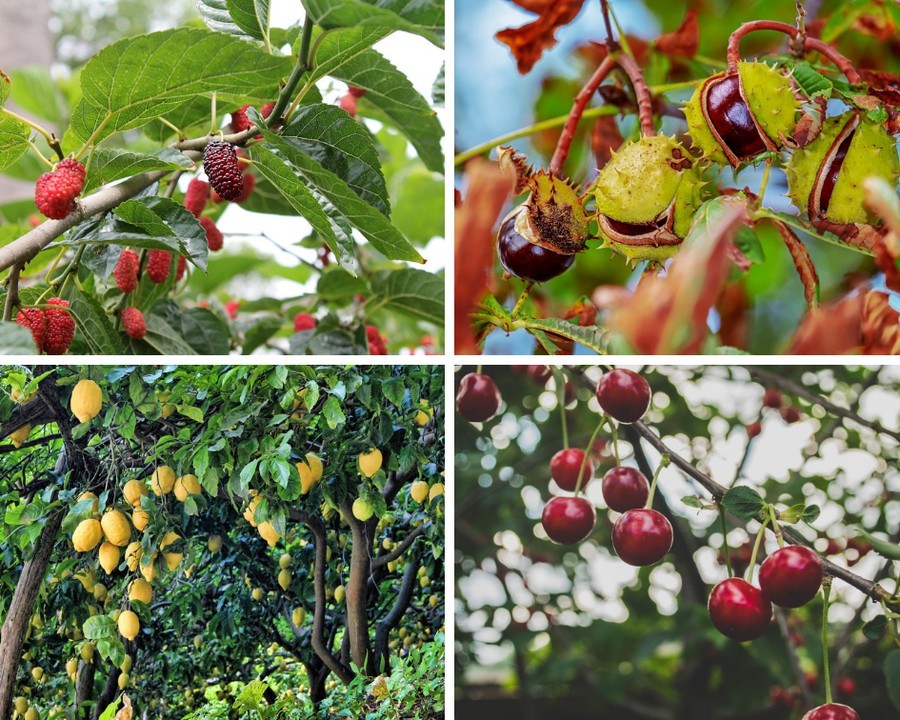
<box><xmin>0</xmin><ymin>364</ymin><xmax>444</xmax><ymax>719</ymax></box>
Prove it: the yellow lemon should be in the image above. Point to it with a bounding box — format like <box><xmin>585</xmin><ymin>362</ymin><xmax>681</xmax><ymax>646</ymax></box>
<box><xmin>279</xmin><ymin>553</ymin><xmax>291</xmax><ymax>569</ymax></box>
<box><xmin>80</xmin><ymin>643</ymin><xmax>94</xmax><ymax>663</ymax></box>
<box><xmin>122</xmin><ymin>480</ymin><xmax>147</xmax><ymax>507</ymax></box>
<box><xmin>14</xmin><ymin>697</ymin><xmax>28</xmax><ymax>714</ymax></box>
<box><xmin>117</xmin><ymin>610</ymin><xmax>139</xmax><ymax>641</ymax></box>
<box><xmin>66</xmin><ymin>657</ymin><xmax>77</xmax><ymax>678</ymax></box>
<box><xmin>25</xmin><ymin>708</ymin><xmax>39</xmax><ymax>720</ymax></box>
<box><xmin>121</xmin><ymin>654</ymin><xmax>132</xmax><ymax>673</ymax></box>
<box><xmin>150</xmin><ymin>466</ymin><xmax>175</xmax><ymax>496</ymax></box>
<box><xmin>243</xmin><ymin>495</ymin><xmax>261</xmax><ymax>527</ymax></box>
<box><xmin>358</xmin><ymin>448</ymin><xmax>382</xmax><ymax>478</ymax></box>
<box><xmin>72</xmin><ymin>519</ymin><xmax>103</xmax><ymax>552</ymax></box>
<box><xmin>296</xmin><ymin>461</ymin><xmax>317</xmax><ymax>495</ymax></box>
<box><xmin>128</xmin><ymin>579</ymin><xmax>152</xmax><ymax>604</ymax></box>
<box><xmin>410</xmin><ymin>481</ymin><xmax>429</xmax><ymax>504</ymax></box>
<box><xmin>207</xmin><ymin>534</ymin><xmax>222</xmax><ymax>553</ymax></box>
<box><xmin>415</xmin><ymin>400</ymin><xmax>433</xmax><ymax>427</ymax></box>
<box><xmin>140</xmin><ymin>558</ymin><xmax>157</xmax><ymax>583</ymax></box>
<box><xmin>100</xmin><ymin>509</ymin><xmax>131</xmax><ymax>547</ymax></box>
<box><xmin>98</xmin><ymin>542</ymin><xmax>120</xmax><ymax>575</ymax></box>
<box><xmin>77</xmin><ymin>492</ymin><xmax>99</xmax><ymax>516</ymax></box>
<box><xmin>334</xmin><ymin>585</ymin><xmax>346</xmax><ymax>603</ymax></box>
<box><xmin>125</xmin><ymin>541</ymin><xmax>142</xmax><ymax>571</ymax></box>
<box><xmin>428</xmin><ymin>483</ymin><xmax>444</xmax><ymax>502</ymax></box>
<box><xmin>173</xmin><ymin>474</ymin><xmax>201</xmax><ymax>502</ymax></box>
<box><xmin>352</xmin><ymin>498</ymin><xmax>374</xmax><ymax>522</ymax></box>
<box><xmin>292</xmin><ymin>607</ymin><xmax>305</xmax><ymax>626</ymax></box>
<box><xmin>278</xmin><ymin>569</ymin><xmax>292</xmax><ymax>591</ymax></box>
<box><xmin>160</xmin><ymin>532</ymin><xmax>183</xmax><ymax>571</ymax></box>
<box><xmin>252</xmin><ymin>587</ymin><xmax>264</xmax><ymax>601</ymax></box>
<box><xmin>258</xmin><ymin>521</ymin><xmax>279</xmax><ymax>547</ymax></box>
<box><xmin>31</xmin><ymin>666</ymin><xmax>44</xmax><ymax>682</ymax></box>
<box><xmin>305</xmin><ymin>452</ymin><xmax>323</xmax><ymax>482</ymax></box>
<box><xmin>70</xmin><ymin>379</ymin><xmax>102</xmax><ymax>423</ymax></box>
<box><xmin>132</xmin><ymin>508</ymin><xmax>149</xmax><ymax>532</ymax></box>
<box><xmin>118</xmin><ymin>672</ymin><xmax>129</xmax><ymax>689</ymax></box>
<box><xmin>10</xmin><ymin>423</ymin><xmax>31</xmax><ymax>448</ymax></box>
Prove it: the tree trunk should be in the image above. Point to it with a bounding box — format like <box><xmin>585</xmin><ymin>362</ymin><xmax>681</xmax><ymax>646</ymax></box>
<box><xmin>0</xmin><ymin>449</ymin><xmax>67</xmax><ymax>720</ymax></box>
<box><xmin>90</xmin><ymin>663</ymin><xmax>121</xmax><ymax>720</ymax></box>
<box><xmin>75</xmin><ymin>659</ymin><xmax>96</xmax><ymax>719</ymax></box>
<box><xmin>342</xmin><ymin>501</ymin><xmax>372</xmax><ymax>672</ymax></box>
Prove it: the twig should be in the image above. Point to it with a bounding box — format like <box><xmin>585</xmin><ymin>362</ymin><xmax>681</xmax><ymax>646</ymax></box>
<box><xmin>599</xmin><ymin>0</ymin><xmax>618</xmax><ymax>51</ymax></box>
<box><xmin>2</xmin><ymin>264</ymin><xmax>22</xmax><ymax>321</ymax></box>
<box><xmin>775</xmin><ymin>608</ymin><xmax>814</xmax><ymax>707</ymax></box>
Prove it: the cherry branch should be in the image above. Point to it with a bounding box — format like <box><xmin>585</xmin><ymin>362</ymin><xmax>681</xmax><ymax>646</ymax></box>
<box><xmin>629</xmin><ymin>420</ymin><xmax>892</xmax><ymax>603</ymax></box>
<box><xmin>745</xmin><ymin>366</ymin><xmax>900</xmax><ymax>442</ymax></box>
<box><xmin>726</xmin><ymin>20</ymin><xmax>861</xmax><ymax>83</ymax></box>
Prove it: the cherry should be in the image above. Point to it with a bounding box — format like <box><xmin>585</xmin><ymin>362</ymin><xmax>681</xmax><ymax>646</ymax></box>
<box><xmin>781</xmin><ymin>406</ymin><xmax>801</xmax><ymax>424</ymax></box>
<box><xmin>801</xmin><ymin>704</ymin><xmax>860</xmax><ymax>720</ymax></box>
<box><xmin>746</xmin><ymin>421</ymin><xmax>761</xmax><ymax>438</ymax></box>
<box><xmin>497</xmin><ymin>213</ymin><xmax>574</xmax><ymax>283</ymax></box>
<box><xmin>541</xmin><ymin>496</ymin><xmax>596</xmax><ymax>545</ymax></box>
<box><xmin>708</xmin><ymin>577</ymin><xmax>772</xmax><ymax>641</ymax></box>
<box><xmin>457</xmin><ymin>373</ymin><xmax>502</xmax><ymax>423</ymax></box>
<box><xmin>762</xmin><ymin>388</ymin><xmax>782</xmax><ymax>408</ymax></box>
<box><xmin>611</xmin><ymin>509</ymin><xmax>673</xmax><ymax>566</ymax></box>
<box><xmin>550</xmin><ymin>448</ymin><xmax>593</xmax><ymax>492</ymax></box>
<box><xmin>836</xmin><ymin>677</ymin><xmax>856</xmax><ymax>699</ymax></box>
<box><xmin>596</xmin><ymin>368</ymin><xmax>650</xmax><ymax>424</ymax></box>
<box><xmin>758</xmin><ymin>545</ymin><xmax>823</xmax><ymax>608</ymax></box>
<box><xmin>770</xmin><ymin>686</ymin><xmax>797</xmax><ymax>709</ymax></box>
<box><xmin>601</xmin><ymin>466</ymin><xmax>649</xmax><ymax>512</ymax></box>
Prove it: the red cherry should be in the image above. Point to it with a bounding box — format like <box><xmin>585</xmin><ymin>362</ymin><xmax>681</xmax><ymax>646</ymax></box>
<box><xmin>758</xmin><ymin>545</ymin><xmax>823</xmax><ymax>608</ymax></box>
<box><xmin>770</xmin><ymin>686</ymin><xmax>797</xmax><ymax>709</ymax></box>
<box><xmin>762</xmin><ymin>388</ymin><xmax>782</xmax><ymax>408</ymax></box>
<box><xmin>601</xmin><ymin>466</ymin><xmax>649</xmax><ymax>512</ymax></box>
<box><xmin>513</xmin><ymin>365</ymin><xmax>551</xmax><ymax>385</ymax></box>
<box><xmin>611</xmin><ymin>509</ymin><xmax>673</xmax><ymax>566</ymax></box>
<box><xmin>746</xmin><ymin>421</ymin><xmax>761</xmax><ymax>438</ymax></box>
<box><xmin>836</xmin><ymin>677</ymin><xmax>856</xmax><ymax>699</ymax></box>
<box><xmin>781</xmin><ymin>406</ymin><xmax>801</xmax><ymax>423</ymax></box>
<box><xmin>801</xmin><ymin>704</ymin><xmax>860</xmax><ymax>720</ymax></box>
<box><xmin>596</xmin><ymin>368</ymin><xmax>650</xmax><ymax>424</ymax></box>
<box><xmin>457</xmin><ymin>373</ymin><xmax>502</xmax><ymax>423</ymax></box>
<box><xmin>541</xmin><ymin>496</ymin><xmax>596</xmax><ymax>545</ymax></box>
<box><xmin>708</xmin><ymin>578</ymin><xmax>772</xmax><ymax>641</ymax></box>
<box><xmin>804</xmin><ymin>671</ymin><xmax>819</xmax><ymax>690</ymax></box>
<box><xmin>550</xmin><ymin>448</ymin><xmax>593</xmax><ymax>492</ymax></box>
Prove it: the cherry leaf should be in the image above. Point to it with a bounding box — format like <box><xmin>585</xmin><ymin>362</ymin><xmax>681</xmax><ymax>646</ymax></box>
<box><xmin>721</xmin><ymin>486</ymin><xmax>766</xmax><ymax>520</ymax></box>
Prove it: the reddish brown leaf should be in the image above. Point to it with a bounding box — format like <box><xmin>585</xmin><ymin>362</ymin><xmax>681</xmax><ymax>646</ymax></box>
<box><xmin>854</xmin><ymin>13</ymin><xmax>897</xmax><ymax>43</ymax></box>
<box><xmin>774</xmin><ymin>221</ymin><xmax>820</xmax><ymax>310</ymax></box>
<box><xmin>857</xmin><ymin>69</ymin><xmax>900</xmax><ymax>109</ymax></box>
<box><xmin>578</xmin><ymin>38</ymin><xmax>650</xmax><ymax>67</ymax></box>
<box><xmin>591</xmin><ymin>115</ymin><xmax>624</xmax><ymax>170</ymax></box>
<box><xmin>656</xmin><ymin>10</ymin><xmax>699</xmax><ymax>59</ymax></box>
<box><xmin>874</xmin><ymin>235</ymin><xmax>900</xmax><ymax>294</ymax></box>
<box><xmin>716</xmin><ymin>282</ymin><xmax>750</xmax><ymax>350</ymax></box>
<box><xmin>455</xmin><ymin>159</ymin><xmax>516</xmax><ymax>354</ymax></box>
<box><xmin>607</xmin><ymin>197</ymin><xmax>749</xmax><ymax>354</ymax></box>
<box><xmin>496</xmin><ymin>1</ymin><xmax>587</xmax><ymax>74</ymax></box>
<box><xmin>862</xmin><ymin>290</ymin><xmax>900</xmax><ymax>354</ymax></box>
<box><xmin>788</xmin><ymin>293</ymin><xmax>865</xmax><ymax>354</ymax></box>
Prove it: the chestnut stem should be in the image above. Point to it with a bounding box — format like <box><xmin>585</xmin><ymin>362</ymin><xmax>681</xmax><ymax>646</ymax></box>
<box><xmin>510</xmin><ymin>281</ymin><xmax>534</xmax><ymax>318</ymax></box>
<box><xmin>599</xmin><ymin>0</ymin><xmax>618</xmax><ymax>51</ymax></box>
<box><xmin>549</xmin><ymin>54</ymin><xmax>617</xmax><ymax>175</ymax></box>
<box><xmin>726</xmin><ymin>20</ymin><xmax>861</xmax><ymax>84</ymax></box>
<box><xmin>615</xmin><ymin>53</ymin><xmax>656</xmax><ymax>138</ymax></box>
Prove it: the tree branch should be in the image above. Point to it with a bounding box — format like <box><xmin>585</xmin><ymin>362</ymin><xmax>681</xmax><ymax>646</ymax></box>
<box><xmin>372</xmin><ymin>560</ymin><xmax>418</xmax><ymax>673</ymax></box>
<box><xmin>373</xmin><ymin>525</ymin><xmax>424</xmax><ymax>568</ymax></box>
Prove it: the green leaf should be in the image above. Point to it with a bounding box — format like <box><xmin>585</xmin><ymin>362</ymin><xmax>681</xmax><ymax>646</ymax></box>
<box><xmin>257</xmin><ymin>127</ymin><xmax>423</xmax><ymax>263</ymax></box>
<box><xmin>322</xmin><ymin>396</ymin><xmax>346</xmax><ymax>429</ymax></box>
<box><xmin>801</xmin><ymin>504</ymin><xmax>820</xmax><ymax>524</ymax></box>
<box><xmin>853</xmin><ymin>527</ymin><xmax>900</xmax><ymax>560</ymax></box>
<box><xmin>66</xmin><ymin>28</ymin><xmax>291</xmax><ymax>146</ymax></box>
<box><xmin>83</xmin><ymin>615</ymin><xmax>116</xmax><ymax>640</ymax></box>
<box><xmin>0</xmin><ymin>322</ymin><xmax>39</xmax><ymax>354</ymax></box>
<box><xmin>110</xmin><ymin>197</ymin><xmax>209</xmax><ymax>270</ymax></box>
<box><xmin>226</xmin><ymin>0</ymin><xmax>271</xmax><ymax>44</ymax></box>
<box><xmin>83</xmin><ymin>147</ymin><xmax>194</xmax><ymax>194</ymax></box>
<box><xmin>790</xmin><ymin>62</ymin><xmax>834</xmax><ymax>98</ymax></box>
<box><xmin>432</xmin><ymin>64</ymin><xmax>444</xmax><ymax>107</ymax></box>
<box><xmin>317</xmin><ymin>267</ymin><xmax>368</xmax><ymax>299</ymax></box>
<box><xmin>62</xmin><ymin>285</ymin><xmax>126</xmax><ymax>355</ymax></box>
<box><xmin>778</xmin><ymin>503</ymin><xmax>807</xmax><ymax>524</ymax></box>
<box><xmin>681</xmin><ymin>496</ymin><xmax>715</xmax><ymax>510</ymax></box>
<box><xmin>305</xmin><ymin>26</ymin><xmax>391</xmax><ymax>85</ymax></box>
<box><xmin>381</xmin><ymin>378</ymin><xmax>405</xmax><ymax>407</ymax></box>
<box><xmin>370</xmin><ymin>268</ymin><xmax>443</xmax><ymax>324</ymax></box>
<box><xmin>0</xmin><ymin>114</ymin><xmax>30</xmax><ymax>172</ymax></box>
<box><xmin>330</xmin><ymin>49</ymin><xmax>443</xmax><ymax>173</ymax></box>
<box><xmin>733</xmin><ymin>225</ymin><xmax>765</xmax><ymax>265</ymax></box>
<box><xmin>520</xmin><ymin>317</ymin><xmax>608</xmax><ymax>355</ymax></box>
<box><xmin>137</xmin><ymin>313</ymin><xmax>199</xmax><ymax>355</ymax></box>
<box><xmin>241</xmin><ymin>314</ymin><xmax>282</xmax><ymax>355</ymax></box>
<box><xmin>888</xmin><ymin>649</ymin><xmax>900</xmax><ymax>712</ymax></box>
<box><xmin>177</xmin><ymin>308</ymin><xmax>231</xmax><ymax>355</ymax></box>
<box><xmin>721</xmin><ymin>486</ymin><xmax>766</xmax><ymax>520</ymax></box>
<box><xmin>300</xmin><ymin>0</ymin><xmax>444</xmax><ymax>47</ymax></box>
<box><xmin>0</xmin><ymin>68</ymin><xmax>11</xmax><ymax>106</ymax></box>
<box><xmin>250</xmin><ymin>145</ymin><xmax>353</xmax><ymax>271</ymax></box>
<box><xmin>862</xmin><ymin>615</ymin><xmax>887</xmax><ymax>641</ymax></box>
<box><xmin>390</xmin><ymin>167</ymin><xmax>443</xmax><ymax>246</ymax></box>
<box><xmin>280</xmin><ymin>103</ymin><xmax>390</xmax><ymax>216</ymax></box>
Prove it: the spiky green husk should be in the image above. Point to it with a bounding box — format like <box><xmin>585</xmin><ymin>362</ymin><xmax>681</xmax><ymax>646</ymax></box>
<box><xmin>602</xmin><ymin>236</ymin><xmax>681</xmax><ymax>266</ymax></box>
<box><xmin>684</xmin><ymin>62</ymin><xmax>799</xmax><ymax>166</ymax></box>
<box><xmin>786</xmin><ymin>112</ymin><xmax>900</xmax><ymax>225</ymax></box>
<box><xmin>592</xmin><ymin>135</ymin><xmax>695</xmax><ymax>222</ymax></box>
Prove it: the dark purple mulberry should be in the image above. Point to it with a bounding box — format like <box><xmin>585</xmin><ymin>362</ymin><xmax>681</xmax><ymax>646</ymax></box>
<box><xmin>203</xmin><ymin>141</ymin><xmax>244</xmax><ymax>202</ymax></box>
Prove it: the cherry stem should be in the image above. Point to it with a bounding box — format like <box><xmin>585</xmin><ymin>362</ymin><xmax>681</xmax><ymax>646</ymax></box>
<box><xmin>476</xmin><ymin>364</ymin><xmax>483</xmax><ymax>375</ymax></box>
<box><xmin>767</xmin><ymin>504</ymin><xmax>785</xmax><ymax>547</ymax></box>
<box><xmin>574</xmin><ymin>415</ymin><xmax>608</xmax><ymax>497</ymax></box>
<box><xmin>746</xmin><ymin>515</ymin><xmax>771</xmax><ymax>584</ymax></box>
<box><xmin>553</xmin><ymin>368</ymin><xmax>570</xmax><ymax>449</ymax></box>
<box><xmin>549</xmin><ymin>54</ymin><xmax>617</xmax><ymax>176</ymax></box>
<box><xmin>510</xmin><ymin>281</ymin><xmax>534</xmax><ymax>318</ymax></box>
<box><xmin>822</xmin><ymin>577</ymin><xmax>834</xmax><ymax>704</ymax></box>
<box><xmin>645</xmin><ymin>454</ymin><xmax>669</xmax><ymax>508</ymax></box>
<box><xmin>726</xmin><ymin>20</ymin><xmax>861</xmax><ymax>84</ymax></box>
<box><xmin>719</xmin><ymin>506</ymin><xmax>733</xmax><ymax>577</ymax></box>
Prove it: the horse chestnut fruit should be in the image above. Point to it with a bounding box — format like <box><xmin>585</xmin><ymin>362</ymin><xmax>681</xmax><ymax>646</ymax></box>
<box><xmin>685</xmin><ymin>61</ymin><xmax>800</xmax><ymax>167</ymax></box>
<box><xmin>497</xmin><ymin>207</ymin><xmax>575</xmax><ymax>282</ymax></box>
<box><xmin>787</xmin><ymin>111</ymin><xmax>899</xmax><ymax>226</ymax></box>
<box><xmin>591</xmin><ymin>135</ymin><xmax>704</xmax><ymax>266</ymax></box>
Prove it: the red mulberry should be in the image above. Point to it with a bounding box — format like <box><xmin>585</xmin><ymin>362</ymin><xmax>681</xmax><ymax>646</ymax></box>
<box><xmin>293</xmin><ymin>312</ymin><xmax>316</xmax><ymax>332</ymax></box>
<box><xmin>121</xmin><ymin>307</ymin><xmax>147</xmax><ymax>340</ymax></box>
<box><xmin>15</xmin><ymin>308</ymin><xmax>46</xmax><ymax>352</ymax></box>
<box><xmin>44</xmin><ymin>298</ymin><xmax>75</xmax><ymax>354</ymax></box>
<box><xmin>200</xmin><ymin>216</ymin><xmax>223</xmax><ymax>252</ymax></box>
<box><xmin>184</xmin><ymin>178</ymin><xmax>210</xmax><ymax>218</ymax></box>
<box><xmin>34</xmin><ymin>159</ymin><xmax>86</xmax><ymax>220</ymax></box>
<box><xmin>203</xmin><ymin>141</ymin><xmax>244</xmax><ymax>201</ymax></box>
<box><xmin>147</xmin><ymin>249</ymin><xmax>172</xmax><ymax>284</ymax></box>
<box><xmin>113</xmin><ymin>249</ymin><xmax>139</xmax><ymax>293</ymax></box>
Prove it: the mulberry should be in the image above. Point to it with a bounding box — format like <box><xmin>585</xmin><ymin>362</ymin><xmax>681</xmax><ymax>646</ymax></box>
<box><xmin>231</xmin><ymin>105</ymin><xmax>252</xmax><ymax>133</ymax></box>
<box><xmin>366</xmin><ymin>325</ymin><xmax>387</xmax><ymax>355</ymax></box>
<box><xmin>121</xmin><ymin>307</ymin><xmax>147</xmax><ymax>340</ymax></box>
<box><xmin>15</xmin><ymin>308</ymin><xmax>46</xmax><ymax>352</ymax></box>
<box><xmin>200</xmin><ymin>216</ymin><xmax>223</xmax><ymax>251</ymax></box>
<box><xmin>293</xmin><ymin>312</ymin><xmax>316</xmax><ymax>332</ymax></box>
<box><xmin>146</xmin><ymin>249</ymin><xmax>172</xmax><ymax>284</ymax></box>
<box><xmin>184</xmin><ymin>178</ymin><xmax>210</xmax><ymax>218</ymax></box>
<box><xmin>34</xmin><ymin>159</ymin><xmax>86</xmax><ymax>220</ymax></box>
<box><xmin>203</xmin><ymin>141</ymin><xmax>244</xmax><ymax>201</ymax></box>
<box><xmin>176</xmin><ymin>256</ymin><xmax>187</xmax><ymax>281</ymax></box>
<box><xmin>44</xmin><ymin>298</ymin><xmax>75</xmax><ymax>354</ymax></box>
<box><xmin>113</xmin><ymin>249</ymin><xmax>139</xmax><ymax>293</ymax></box>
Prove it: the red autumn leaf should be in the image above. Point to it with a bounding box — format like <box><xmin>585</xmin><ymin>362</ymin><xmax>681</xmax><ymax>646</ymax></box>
<box><xmin>862</xmin><ymin>290</ymin><xmax>900</xmax><ymax>354</ymax></box>
<box><xmin>716</xmin><ymin>282</ymin><xmax>750</xmax><ymax>350</ymax></box>
<box><xmin>578</xmin><ymin>38</ymin><xmax>650</xmax><ymax>68</ymax></box>
<box><xmin>857</xmin><ymin>69</ymin><xmax>900</xmax><ymax>109</ymax></box>
<box><xmin>591</xmin><ymin>115</ymin><xmax>624</xmax><ymax>170</ymax></box>
<box><xmin>496</xmin><ymin>0</ymin><xmax>587</xmax><ymax>74</ymax></box>
<box><xmin>455</xmin><ymin>158</ymin><xmax>516</xmax><ymax>354</ymax></box>
<box><xmin>608</xmin><ymin>196</ymin><xmax>749</xmax><ymax>354</ymax></box>
<box><xmin>773</xmin><ymin>220</ymin><xmax>820</xmax><ymax>310</ymax></box>
<box><xmin>656</xmin><ymin>10</ymin><xmax>699</xmax><ymax>59</ymax></box>
<box><xmin>788</xmin><ymin>293</ymin><xmax>865</xmax><ymax>354</ymax></box>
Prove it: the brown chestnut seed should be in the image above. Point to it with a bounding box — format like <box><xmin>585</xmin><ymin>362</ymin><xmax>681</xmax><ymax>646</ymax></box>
<box><xmin>810</xmin><ymin>113</ymin><xmax>857</xmax><ymax>220</ymax></box>
<box><xmin>703</xmin><ymin>74</ymin><xmax>771</xmax><ymax>163</ymax></box>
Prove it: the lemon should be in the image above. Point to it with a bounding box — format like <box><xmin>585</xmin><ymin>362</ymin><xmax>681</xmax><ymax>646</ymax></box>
<box><xmin>100</xmin><ymin>509</ymin><xmax>131</xmax><ymax>547</ymax></box>
<box><xmin>121</xmin><ymin>654</ymin><xmax>132</xmax><ymax>673</ymax></box>
<box><xmin>122</xmin><ymin>479</ymin><xmax>147</xmax><ymax>506</ymax></box>
<box><xmin>150</xmin><ymin>466</ymin><xmax>175</xmax><ymax>496</ymax></box>
<box><xmin>358</xmin><ymin>448</ymin><xmax>382</xmax><ymax>478</ymax></box>
<box><xmin>278</xmin><ymin>569</ymin><xmax>292</xmax><ymax>591</ymax></box>
<box><xmin>10</xmin><ymin>424</ymin><xmax>31</xmax><ymax>448</ymax></box>
<box><xmin>31</xmin><ymin>666</ymin><xmax>43</xmax><ymax>682</ymax></box>
<box><xmin>72</xmin><ymin>519</ymin><xmax>103</xmax><ymax>552</ymax></box>
<box><xmin>117</xmin><ymin>610</ymin><xmax>140</xmax><ymax>641</ymax></box>
<box><xmin>258</xmin><ymin>521</ymin><xmax>279</xmax><ymax>547</ymax></box>
<box><xmin>140</xmin><ymin>556</ymin><xmax>157</xmax><ymax>583</ymax></box>
<box><xmin>243</xmin><ymin>495</ymin><xmax>261</xmax><ymax>527</ymax></box>
<box><xmin>292</xmin><ymin>607</ymin><xmax>305</xmax><ymax>626</ymax></box>
<box><xmin>334</xmin><ymin>585</ymin><xmax>346</xmax><ymax>603</ymax></box>
<box><xmin>352</xmin><ymin>498</ymin><xmax>374</xmax><ymax>522</ymax></box>
<box><xmin>118</xmin><ymin>672</ymin><xmax>129</xmax><ymax>689</ymax></box>
<box><xmin>125</xmin><ymin>542</ymin><xmax>142</xmax><ymax>571</ymax></box>
<box><xmin>415</xmin><ymin>400</ymin><xmax>433</xmax><ymax>427</ymax></box>
<box><xmin>70</xmin><ymin>379</ymin><xmax>102</xmax><ymax>423</ymax></box>
<box><xmin>252</xmin><ymin>588</ymin><xmax>264</xmax><ymax>601</ymax></box>
<box><xmin>428</xmin><ymin>483</ymin><xmax>444</xmax><ymax>502</ymax></box>
<box><xmin>410</xmin><ymin>481</ymin><xmax>429</xmax><ymax>504</ymax></box>
<box><xmin>25</xmin><ymin>708</ymin><xmax>39</xmax><ymax>720</ymax></box>
<box><xmin>207</xmin><ymin>534</ymin><xmax>222</xmax><ymax>553</ymax></box>
<box><xmin>279</xmin><ymin>553</ymin><xmax>291</xmax><ymax>569</ymax></box>
<box><xmin>98</xmin><ymin>542</ymin><xmax>120</xmax><ymax>575</ymax></box>
<box><xmin>160</xmin><ymin>532</ymin><xmax>183</xmax><ymax>571</ymax></box>
<box><xmin>306</xmin><ymin>452</ymin><xmax>324</xmax><ymax>482</ymax></box>
<box><xmin>173</xmin><ymin>474</ymin><xmax>201</xmax><ymax>501</ymax></box>
<box><xmin>296</xmin><ymin>461</ymin><xmax>317</xmax><ymax>495</ymax></box>
<box><xmin>14</xmin><ymin>697</ymin><xmax>28</xmax><ymax>714</ymax></box>
<box><xmin>77</xmin><ymin>492</ymin><xmax>99</xmax><ymax>515</ymax></box>
<box><xmin>132</xmin><ymin>508</ymin><xmax>149</xmax><ymax>532</ymax></box>
<box><xmin>129</xmin><ymin>579</ymin><xmax>152</xmax><ymax>604</ymax></box>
